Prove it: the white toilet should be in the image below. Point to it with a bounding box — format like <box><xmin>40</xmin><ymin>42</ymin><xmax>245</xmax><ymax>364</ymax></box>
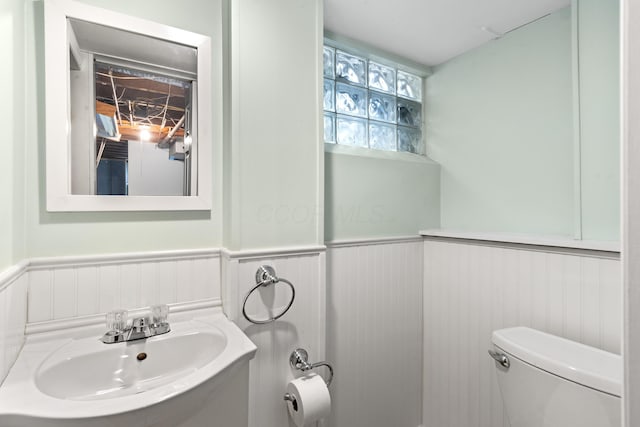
<box><xmin>490</xmin><ymin>327</ymin><xmax>621</xmax><ymax>427</ymax></box>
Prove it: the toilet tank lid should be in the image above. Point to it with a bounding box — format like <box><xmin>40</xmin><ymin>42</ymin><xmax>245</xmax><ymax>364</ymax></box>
<box><xmin>492</xmin><ymin>327</ymin><xmax>621</xmax><ymax>397</ymax></box>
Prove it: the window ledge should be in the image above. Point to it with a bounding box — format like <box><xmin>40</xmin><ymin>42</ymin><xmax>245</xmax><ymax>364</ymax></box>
<box><xmin>420</xmin><ymin>229</ymin><xmax>620</xmax><ymax>253</ymax></box>
<box><xmin>324</xmin><ymin>143</ymin><xmax>438</xmax><ymax>165</ymax></box>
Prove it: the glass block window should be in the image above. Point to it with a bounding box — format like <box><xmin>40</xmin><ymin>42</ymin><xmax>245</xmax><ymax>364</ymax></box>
<box><xmin>323</xmin><ymin>44</ymin><xmax>424</xmax><ymax>154</ymax></box>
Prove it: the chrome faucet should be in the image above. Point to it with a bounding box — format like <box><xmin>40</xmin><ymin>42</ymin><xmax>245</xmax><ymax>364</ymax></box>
<box><xmin>101</xmin><ymin>305</ymin><xmax>171</xmax><ymax>344</ymax></box>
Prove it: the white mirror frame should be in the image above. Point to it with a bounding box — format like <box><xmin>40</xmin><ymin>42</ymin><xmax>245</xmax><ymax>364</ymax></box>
<box><xmin>44</xmin><ymin>0</ymin><xmax>212</xmax><ymax>211</ymax></box>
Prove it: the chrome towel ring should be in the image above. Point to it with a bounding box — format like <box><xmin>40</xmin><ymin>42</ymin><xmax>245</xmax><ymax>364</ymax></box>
<box><xmin>242</xmin><ymin>265</ymin><xmax>296</xmax><ymax>324</ymax></box>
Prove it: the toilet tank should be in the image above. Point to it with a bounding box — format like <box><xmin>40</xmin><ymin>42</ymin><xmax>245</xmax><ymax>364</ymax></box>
<box><xmin>490</xmin><ymin>327</ymin><xmax>621</xmax><ymax>427</ymax></box>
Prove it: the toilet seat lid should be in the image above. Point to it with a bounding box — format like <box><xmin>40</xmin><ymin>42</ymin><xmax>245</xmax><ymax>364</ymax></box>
<box><xmin>492</xmin><ymin>327</ymin><xmax>621</xmax><ymax>397</ymax></box>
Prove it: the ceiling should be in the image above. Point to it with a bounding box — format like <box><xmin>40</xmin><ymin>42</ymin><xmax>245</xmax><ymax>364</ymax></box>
<box><xmin>94</xmin><ymin>64</ymin><xmax>187</xmax><ymax>147</ymax></box>
<box><xmin>323</xmin><ymin>0</ymin><xmax>571</xmax><ymax>66</ymax></box>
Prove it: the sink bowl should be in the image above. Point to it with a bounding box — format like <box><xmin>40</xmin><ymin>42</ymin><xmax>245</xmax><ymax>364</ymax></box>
<box><xmin>0</xmin><ymin>309</ymin><xmax>256</xmax><ymax>427</ymax></box>
<box><xmin>36</xmin><ymin>330</ymin><xmax>227</xmax><ymax>401</ymax></box>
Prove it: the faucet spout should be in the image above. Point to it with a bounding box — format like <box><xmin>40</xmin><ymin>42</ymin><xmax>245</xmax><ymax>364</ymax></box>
<box><xmin>125</xmin><ymin>316</ymin><xmax>152</xmax><ymax>341</ymax></box>
<box><xmin>101</xmin><ymin>306</ymin><xmax>171</xmax><ymax>344</ymax></box>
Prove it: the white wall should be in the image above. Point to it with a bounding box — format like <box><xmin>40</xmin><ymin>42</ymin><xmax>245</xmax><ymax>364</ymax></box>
<box><xmin>423</xmin><ymin>238</ymin><xmax>621</xmax><ymax>427</ymax></box>
<box><xmin>70</xmin><ymin>50</ymin><xmax>94</xmax><ymax>196</ymax></box>
<box><xmin>0</xmin><ymin>269</ymin><xmax>28</xmax><ymax>384</ymax></box>
<box><xmin>127</xmin><ymin>141</ymin><xmax>184</xmax><ymax>196</ymax></box>
<box><xmin>326</xmin><ymin>239</ymin><xmax>423</xmax><ymax>427</ymax></box>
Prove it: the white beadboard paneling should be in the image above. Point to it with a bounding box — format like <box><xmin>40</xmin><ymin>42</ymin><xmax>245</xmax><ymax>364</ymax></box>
<box><xmin>176</xmin><ymin>259</ymin><xmax>195</xmax><ymax>303</ymax></box>
<box><xmin>0</xmin><ymin>287</ymin><xmax>6</xmax><ymax>380</ymax></box>
<box><xmin>1</xmin><ymin>250</ymin><xmax>220</xmax><ymax>382</ymax></box>
<box><xmin>423</xmin><ymin>239</ymin><xmax>621</xmax><ymax>427</ymax></box>
<box><xmin>326</xmin><ymin>240</ymin><xmax>423</xmax><ymax>427</ymax></box>
<box><xmin>194</xmin><ymin>257</ymin><xmax>220</xmax><ymax>300</ymax></box>
<box><xmin>26</xmin><ymin>250</ymin><xmax>221</xmax><ymax>323</ymax></box>
<box><xmin>222</xmin><ymin>250</ymin><xmax>325</xmax><ymax>427</ymax></box>
<box><xmin>52</xmin><ymin>268</ymin><xmax>76</xmax><ymax>319</ymax></box>
<box><xmin>601</xmin><ymin>259</ymin><xmax>622</xmax><ymax>352</ymax></box>
<box><xmin>76</xmin><ymin>266</ymin><xmax>99</xmax><ymax>316</ymax></box>
<box><xmin>119</xmin><ymin>263</ymin><xmax>141</xmax><ymax>310</ymax></box>
<box><xmin>5</xmin><ymin>275</ymin><xmax>27</xmax><ymax>368</ymax></box>
<box><xmin>98</xmin><ymin>264</ymin><xmax>121</xmax><ymax>314</ymax></box>
<box><xmin>157</xmin><ymin>261</ymin><xmax>178</xmax><ymax>304</ymax></box>
<box><xmin>0</xmin><ymin>272</ymin><xmax>28</xmax><ymax>383</ymax></box>
<box><xmin>28</xmin><ymin>269</ymin><xmax>52</xmax><ymax>323</ymax></box>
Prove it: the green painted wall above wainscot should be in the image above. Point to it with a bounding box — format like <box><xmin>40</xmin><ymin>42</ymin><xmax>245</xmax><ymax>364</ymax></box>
<box><xmin>324</xmin><ymin>146</ymin><xmax>440</xmax><ymax>241</ymax></box>
<box><xmin>426</xmin><ymin>4</ymin><xmax>620</xmax><ymax>242</ymax></box>
<box><xmin>21</xmin><ymin>0</ymin><xmax>226</xmax><ymax>258</ymax></box>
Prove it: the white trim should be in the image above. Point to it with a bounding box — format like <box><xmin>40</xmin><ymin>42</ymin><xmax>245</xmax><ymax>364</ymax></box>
<box><xmin>25</xmin><ymin>298</ymin><xmax>222</xmax><ymax>335</ymax></box>
<box><xmin>326</xmin><ymin>235</ymin><xmax>423</xmax><ymax>248</ymax></box>
<box><xmin>0</xmin><ymin>261</ymin><xmax>29</xmax><ymax>293</ymax></box>
<box><xmin>420</xmin><ymin>229</ymin><xmax>620</xmax><ymax>253</ymax></box>
<box><xmin>0</xmin><ymin>248</ymin><xmax>220</xmax><ymax>275</ymax></box>
<box><xmin>28</xmin><ymin>248</ymin><xmax>220</xmax><ymax>270</ymax></box>
<box><xmin>221</xmin><ymin>245</ymin><xmax>326</xmax><ymax>260</ymax></box>
<box><xmin>315</xmin><ymin>0</ymin><xmax>325</xmax><ymax>246</ymax></box>
<box><xmin>572</xmin><ymin>0</ymin><xmax>584</xmax><ymax>240</ymax></box>
<box><xmin>623</xmin><ymin>0</ymin><xmax>636</xmax><ymax>425</ymax></box>
<box><xmin>324</xmin><ymin>143</ymin><xmax>437</xmax><ymax>164</ymax></box>
<box><xmin>422</xmin><ymin>235</ymin><xmax>619</xmax><ymax>260</ymax></box>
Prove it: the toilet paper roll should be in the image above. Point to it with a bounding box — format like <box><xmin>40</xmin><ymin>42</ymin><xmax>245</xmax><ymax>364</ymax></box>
<box><xmin>285</xmin><ymin>373</ymin><xmax>331</xmax><ymax>426</ymax></box>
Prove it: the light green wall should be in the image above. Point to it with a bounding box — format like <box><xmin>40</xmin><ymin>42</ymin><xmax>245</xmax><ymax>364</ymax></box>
<box><xmin>427</xmin><ymin>9</ymin><xmax>576</xmax><ymax>237</ymax></box>
<box><xmin>17</xmin><ymin>0</ymin><xmax>322</xmax><ymax>259</ymax></box>
<box><xmin>324</xmin><ymin>147</ymin><xmax>440</xmax><ymax>241</ymax></box>
<box><xmin>8</xmin><ymin>0</ymin><xmax>619</xmax><ymax>265</ymax></box>
<box><xmin>23</xmin><ymin>0</ymin><xmax>225</xmax><ymax>258</ymax></box>
<box><xmin>577</xmin><ymin>0</ymin><xmax>620</xmax><ymax>241</ymax></box>
<box><xmin>225</xmin><ymin>0</ymin><xmax>323</xmax><ymax>250</ymax></box>
<box><xmin>0</xmin><ymin>0</ymin><xmax>26</xmax><ymax>270</ymax></box>
<box><xmin>426</xmin><ymin>5</ymin><xmax>620</xmax><ymax>241</ymax></box>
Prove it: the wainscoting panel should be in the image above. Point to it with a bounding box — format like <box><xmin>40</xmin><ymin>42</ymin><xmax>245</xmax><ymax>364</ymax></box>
<box><xmin>326</xmin><ymin>238</ymin><xmax>424</xmax><ymax>427</ymax></box>
<box><xmin>222</xmin><ymin>248</ymin><xmax>326</xmax><ymax>427</ymax></box>
<box><xmin>27</xmin><ymin>250</ymin><xmax>221</xmax><ymax>324</ymax></box>
<box><xmin>422</xmin><ymin>238</ymin><xmax>621</xmax><ymax>427</ymax></box>
<box><xmin>0</xmin><ymin>267</ymin><xmax>28</xmax><ymax>383</ymax></box>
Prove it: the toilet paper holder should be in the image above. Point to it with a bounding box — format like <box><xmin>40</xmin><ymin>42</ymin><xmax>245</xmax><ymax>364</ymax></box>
<box><xmin>288</xmin><ymin>348</ymin><xmax>334</xmax><ymax>386</ymax></box>
<box><xmin>284</xmin><ymin>348</ymin><xmax>334</xmax><ymax>405</ymax></box>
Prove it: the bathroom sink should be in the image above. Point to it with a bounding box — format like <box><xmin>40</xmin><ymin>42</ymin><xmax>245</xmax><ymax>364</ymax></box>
<box><xmin>0</xmin><ymin>309</ymin><xmax>257</xmax><ymax>427</ymax></box>
<box><xmin>36</xmin><ymin>329</ymin><xmax>227</xmax><ymax>400</ymax></box>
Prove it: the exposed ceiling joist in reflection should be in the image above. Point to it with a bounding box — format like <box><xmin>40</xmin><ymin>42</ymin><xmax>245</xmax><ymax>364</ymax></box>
<box><xmin>94</xmin><ymin>63</ymin><xmax>190</xmax><ymax>145</ymax></box>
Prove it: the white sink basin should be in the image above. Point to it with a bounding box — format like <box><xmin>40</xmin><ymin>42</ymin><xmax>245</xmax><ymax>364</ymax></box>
<box><xmin>0</xmin><ymin>309</ymin><xmax>256</xmax><ymax>427</ymax></box>
<box><xmin>36</xmin><ymin>329</ymin><xmax>227</xmax><ymax>400</ymax></box>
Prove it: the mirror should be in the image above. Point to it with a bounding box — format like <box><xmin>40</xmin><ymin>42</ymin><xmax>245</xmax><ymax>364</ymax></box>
<box><xmin>44</xmin><ymin>0</ymin><xmax>212</xmax><ymax>211</ymax></box>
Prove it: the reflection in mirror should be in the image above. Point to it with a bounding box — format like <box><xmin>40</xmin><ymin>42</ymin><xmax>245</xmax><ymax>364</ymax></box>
<box><xmin>68</xmin><ymin>19</ymin><xmax>197</xmax><ymax>197</ymax></box>
<box><xmin>93</xmin><ymin>63</ymin><xmax>192</xmax><ymax>196</ymax></box>
<box><xmin>45</xmin><ymin>0</ymin><xmax>212</xmax><ymax>211</ymax></box>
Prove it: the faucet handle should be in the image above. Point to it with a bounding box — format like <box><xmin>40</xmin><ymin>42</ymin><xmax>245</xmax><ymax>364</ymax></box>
<box><xmin>151</xmin><ymin>304</ymin><xmax>169</xmax><ymax>325</ymax></box>
<box><xmin>106</xmin><ymin>309</ymin><xmax>128</xmax><ymax>332</ymax></box>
